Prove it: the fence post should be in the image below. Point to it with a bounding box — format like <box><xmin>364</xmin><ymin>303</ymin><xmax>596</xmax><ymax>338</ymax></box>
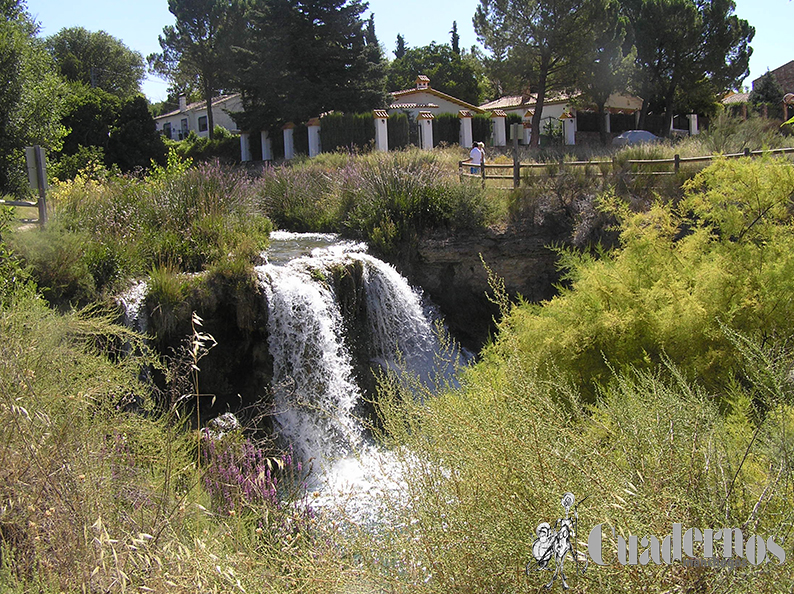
<box><xmin>674</xmin><ymin>154</ymin><xmax>680</xmax><ymax>174</ymax></box>
<box><xmin>744</xmin><ymin>147</ymin><xmax>751</xmax><ymax>158</ymax></box>
<box><xmin>25</xmin><ymin>146</ymin><xmax>48</xmax><ymax>227</ymax></box>
<box><xmin>512</xmin><ymin>123</ymin><xmax>521</xmax><ymax>189</ymax></box>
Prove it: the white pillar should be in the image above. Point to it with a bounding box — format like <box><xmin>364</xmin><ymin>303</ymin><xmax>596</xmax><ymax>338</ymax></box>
<box><xmin>418</xmin><ymin>111</ymin><xmax>434</xmax><ymax>150</ymax></box>
<box><xmin>522</xmin><ymin>110</ymin><xmax>533</xmax><ymax>145</ymax></box>
<box><xmin>282</xmin><ymin>123</ymin><xmax>295</xmax><ymax>160</ymax></box>
<box><xmin>374</xmin><ymin>110</ymin><xmax>389</xmax><ymax>152</ymax></box>
<box><xmin>687</xmin><ymin>114</ymin><xmax>699</xmax><ymax>136</ymax></box>
<box><xmin>491</xmin><ymin>110</ymin><xmax>507</xmax><ymax>146</ymax></box>
<box><xmin>561</xmin><ymin>112</ymin><xmax>576</xmax><ymax>145</ymax></box>
<box><xmin>261</xmin><ymin>130</ymin><xmax>273</xmax><ymax>161</ymax></box>
<box><xmin>240</xmin><ymin>132</ymin><xmax>251</xmax><ymax>162</ymax></box>
<box><xmin>604</xmin><ymin>111</ymin><xmax>611</xmax><ymax>134</ymax></box>
<box><xmin>459</xmin><ymin>110</ymin><xmax>473</xmax><ymax>148</ymax></box>
<box><xmin>307</xmin><ymin>118</ymin><xmax>321</xmax><ymax>157</ymax></box>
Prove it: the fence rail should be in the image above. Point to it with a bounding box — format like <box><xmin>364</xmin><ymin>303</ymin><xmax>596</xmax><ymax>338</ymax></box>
<box><xmin>459</xmin><ymin>146</ymin><xmax>794</xmax><ymax>189</ymax></box>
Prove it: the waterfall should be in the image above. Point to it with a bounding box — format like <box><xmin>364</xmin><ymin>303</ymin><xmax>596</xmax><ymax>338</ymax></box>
<box><xmin>258</xmin><ymin>260</ymin><xmax>364</xmax><ymax>468</ymax></box>
<box><xmin>258</xmin><ymin>234</ymin><xmax>463</xmax><ymax>482</ymax></box>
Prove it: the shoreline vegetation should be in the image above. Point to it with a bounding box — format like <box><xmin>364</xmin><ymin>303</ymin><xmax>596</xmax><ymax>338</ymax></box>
<box><xmin>2</xmin><ymin>116</ymin><xmax>794</xmax><ymax>592</ymax></box>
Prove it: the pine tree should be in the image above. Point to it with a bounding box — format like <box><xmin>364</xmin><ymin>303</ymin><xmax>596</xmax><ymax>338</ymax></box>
<box><xmin>395</xmin><ymin>34</ymin><xmax>407</xmax><ymax>59</ymax></box>
<box><xmin>450</xmin><ymin>21</ymin><xmax>460</xmax><ymax>55</ymax></box>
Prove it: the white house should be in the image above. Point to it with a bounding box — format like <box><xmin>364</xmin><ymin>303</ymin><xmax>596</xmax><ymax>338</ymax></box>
<box><xmin>480</xmin><ymin>91</ymin><xmax>644</xmax><ymax>143</ymax></box>
<box><xmin>154</xmin><ymin>93</ymin><xmax>242</xmax><ymax>140</ymax></box>
<box><xmin>388</xmin><ymin>75</ymin><xmax>485</xmax><ymax>120</ymax></box>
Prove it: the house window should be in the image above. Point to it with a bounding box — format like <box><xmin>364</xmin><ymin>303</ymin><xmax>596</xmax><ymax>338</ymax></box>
<box><xmin>198</xmin><ymin>115</ymin><xmax>208</xmax><ymax>132</ymax></box>
<box><xmin>163</xmin><ymin>123</ymin><xmax>172</xmax><ymax>139</ymax></box>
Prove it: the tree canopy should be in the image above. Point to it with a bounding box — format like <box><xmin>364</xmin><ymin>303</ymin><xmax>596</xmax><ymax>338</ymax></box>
<box><xmin>45</xmin><ymin>27</ymin><xmax>145</xmax><ymax>99</ymax></box>
<box><xmin>387</xmin><ymin>42</ymin><xmax>481</xmax><ymax>105</ymax></box>
<box><xmin>234</xmin><ymin>0</ymin><xmax>387</xmax><ymax>131</ymax></box>
<box><xmin>623</xmin><ymin>0</ymin><xmax>753</xmax><ymax>133</ymax></box>
<box><xmin>0</xmin><ymin>0</ymin><xmax>65</xmax><ymax>193</ymax></box>
<box><xmin>474</xmin><ymin>0</ymin><xmax>605</xmax><ymax>146</ymax></box>
<box><xmin>149</xmin><ymin>0</ymin><xmax>242</xmax><ymax>139</ymax></box>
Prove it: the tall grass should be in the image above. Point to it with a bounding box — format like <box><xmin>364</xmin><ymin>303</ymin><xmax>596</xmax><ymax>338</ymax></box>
<box><xmin>360</xmin><ymin>156</ymin><xmax>794</xmax><ymax>593</ymax></box>
<box><xmin>9</xmin><ymin>153</ymin><xmax>272</xmax><ymax>307</ymax></box>
<box><xmin>253</xmin><ymin>147</ymin><xmax>499</xmax><ymax>255</ymax></box>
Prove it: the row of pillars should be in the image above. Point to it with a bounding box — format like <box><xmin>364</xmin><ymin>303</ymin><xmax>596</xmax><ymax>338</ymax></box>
<box><xmin>238</xmin><ymin>109</ymin><xmax>702</xmax><ymax>161</ymax></box>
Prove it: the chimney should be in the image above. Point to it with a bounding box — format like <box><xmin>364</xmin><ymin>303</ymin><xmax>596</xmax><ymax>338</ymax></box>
<box><xmin>416</xmin><ymin>75</ymin><xmax>430</xmax><ymax>90</ymax></box>
<box><xmin>179</xmin><ymin>95</ymin><xmax>187</xmax><ymax>111</ymax></box>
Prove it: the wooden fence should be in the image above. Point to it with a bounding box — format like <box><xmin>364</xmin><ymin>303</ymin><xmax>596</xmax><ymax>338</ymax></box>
<box><xmin>459</xmin><ymin>146</ymin><xmax>794</xmax><ymax>189</ymax></box>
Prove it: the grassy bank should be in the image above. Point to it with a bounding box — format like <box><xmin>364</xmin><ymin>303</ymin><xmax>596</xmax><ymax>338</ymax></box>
<box><xmin>1</xmin><ymin>118</ymin><xmax>793</xmax><ymax>592</ymax></box>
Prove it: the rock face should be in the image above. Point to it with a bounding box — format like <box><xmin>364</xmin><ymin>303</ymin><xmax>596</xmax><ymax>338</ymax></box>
<box><xmin>390</xmin><ymin>219</ymin><xmax>571</xmax><ymax>351</ymax></box>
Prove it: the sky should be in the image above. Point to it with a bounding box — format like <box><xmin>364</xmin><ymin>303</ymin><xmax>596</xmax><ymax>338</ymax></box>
<box><xmin>25</xmin><ymin>0</ymin><xmax>794</xmax><ymax>104</ymax></box>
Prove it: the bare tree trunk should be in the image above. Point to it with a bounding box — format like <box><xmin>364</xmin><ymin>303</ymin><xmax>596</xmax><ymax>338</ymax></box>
<box><xmin>204</xmin><ymin>82</ymin><xmax>215</xmax><ymax>140</ymax></box>
<box><xmin>530</xmin><ymin>66</ymin><xmax>549</xmax><ymax>148</ymax></box>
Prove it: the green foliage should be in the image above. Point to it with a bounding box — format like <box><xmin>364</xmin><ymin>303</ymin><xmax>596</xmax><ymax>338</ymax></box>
<box><xmin>0</xmin><ymin>3</ymin><xmax>66</xmax><ymax>193</ymax></box>
<box><xmin>45</xmin><ymin>27</ymin><xmax>145</xmax><ymax>99</ymax></box>
<box><xmin>387</xmin><ymin>112</ymin><xmax>410</xmax><ymax>149</ymax></box>
<box><xmin>166</xmin><ymin>125</ymin><xmax>240</xmax><ymax>163</ymax></box>
<box><xmin>749</xmin><ymin>71</ymin><xmax>784</xmax><ymax>109</ymax></box>
<box><xmin>337</xmin><ymin>151</ymin><xmax>495</xmax><ymax>255</ymax></box>
<box><xmin>488</xmin><ymin>156</ymin><xmax>794</xmax><ymax>399</ymax></box>
<box><xmin>319</xmin><ymin>112</ymin><xmax>376</xmax><ymax>152</ymax></box>
<box><xmin>433</xmin><ymin>113</ymin><xmax>460</xmax><ymax>146</ymax></box>
<box><xmin>386</xmin><ymin>42</ymin><xmax>481</xmax><ymax>105</ymax></box>
<box><xmin>234</xmin><ymin>0</ymin><xmax>388</xmax><ymax>131</ymax></box>
<box><xmin>107</xmin><ymin>96</ymin><xmax>167</xmax><ymax>172</ymax></box>
<box><xmin>149</xmin><ymin>0</ymin><xmax>242</xmax><ymax>140</ymax></box>
<box><xmin>12</xmin><ymin>157</ymin><xmax>271</xmax><ymax>304</ymax></box>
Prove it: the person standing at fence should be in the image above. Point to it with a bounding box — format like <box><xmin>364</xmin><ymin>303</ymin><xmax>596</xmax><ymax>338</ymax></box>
<box><xmin>469</xmin><ymin>143</ymin><xmax>482</xmax><ymax>174</ymax></box>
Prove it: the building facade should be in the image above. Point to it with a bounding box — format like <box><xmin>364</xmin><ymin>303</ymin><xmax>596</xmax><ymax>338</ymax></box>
<box><xmin>154</xmin><ymin>94</ymin><xmax>242</xmax><ymax>140</ymax></box>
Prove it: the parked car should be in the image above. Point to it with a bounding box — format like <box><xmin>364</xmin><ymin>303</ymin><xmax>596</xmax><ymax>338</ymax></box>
<box><xmin>612</xmin><ymin>130</ymin><xmax>661</xmax><ymax>146</ymax></box>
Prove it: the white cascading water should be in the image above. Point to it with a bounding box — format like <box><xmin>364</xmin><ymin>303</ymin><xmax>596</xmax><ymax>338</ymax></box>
<box><xmin>258</xmin><ymin>233</ymin><xmax>462</xmax><ymax>513</ymax></box>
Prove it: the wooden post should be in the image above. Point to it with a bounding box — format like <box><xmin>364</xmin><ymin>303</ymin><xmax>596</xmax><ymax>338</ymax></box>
<box><xmin>744</xmin><ymin>147</ymin><xmax>751</xmax><ymax>158</ymax></box>
<box><xmin>512</xmin><ymin>123</ymin><xmax>520</xmax><ymax>189</ymax></box>
<box><xmin>674</xmin><ymin>154</ymin><xmax>680</xmax><ymax>174</ymax></box>
<box><xmin>25</xmin><ymin>146</ymin><xmax>48</xmax><ymax>226</ymax></box>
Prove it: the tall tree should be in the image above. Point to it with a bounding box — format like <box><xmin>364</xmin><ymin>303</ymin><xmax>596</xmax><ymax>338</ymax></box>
<box><xmin>395</xmin><ymin>33</ymin><xmax>407</xmax><ymax>59</ymax></box>
<box><xmin>235</xmin><ymin>0</ymin><xmax>387</xmax><ymax>131</ymax></box>
<box><xmin>576</xmin><ymin>1</ymin><xmax>635</xmax><ymax>144</ymax></box>
<box><xmin>148</xmin><ymin>0</ymin><xmax>241</xmax><ymax>139</ymax></box>
<box><xmin>622</xmin><ymin>0</ymin><xmax>753</xmax><ymax>134</ymax></box>
<box><xmin>474</xmin><ymin>0</ymin><xmax>605</xmax><ymax>147</ymax></box>
<box><xmin>0</xmin><ymin>0</ymin><xmax>65</xmax><ymax>193</ymax></box>
<box><xmin>45</xmin><ymin>27</ymin><xmax>145</xmax><ymax>99</ymax></box>
<box><xmin>450</xmin><ymin>21</ymin><xmax>460</xmax><ymax>55</ymax></box>
<box><xmin>387</xmin><ymin>43</ymin><xmax>481</xmax><ymax>105</ymax></box>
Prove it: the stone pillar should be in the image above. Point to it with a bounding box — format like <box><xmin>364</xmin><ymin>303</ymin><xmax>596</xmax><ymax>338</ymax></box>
<box><xmin>604</xmin><ymin>111</ymin><xmax>612</xmax><ymax>134</ymax></box>
<box><xmin>282</xmin><ymin>122</ymin><xmax>295</xmax><ymax>160</ymax></box>
<box><xmin>261</xmin><ymin>130</ymin><xmax>273</xmax><ymax>161</ymax></box>
<box><xmin>418</xmin><ymin>111</ymin><xmax>434</xmax><ymax>150</ymax></box>
<box><xmin>373</xmin><ymin>110</ymin><xmax>389</xmax><ymax>152</ymax></box>
<box><xmin>491</xmin><ymin>109</ymin><xmax>507</xmax><ymax>146</ymax></box>
<box><xmin>635</xmin><ymin>111</ymin><xmax>641</xmax><ymax>128</ymax></box>
<box><xmin>561</xmin><ymin>111</ymin><xmax>576</xmax><ymax>146</ymax></box>
<box><xmin>522</xmin><ymin>110</ymin><xmax>533</xmax><ymax>145</ymax></box>
<box><xmin>240</xmin><ymin>132</ymin><xmax>251</xmax><ymax>162</ymax></box>
<box><xmin>458</xmin><ymin>110</ymin><xmax>473</xmax><ymax>148</ymax></box>
<box><xmin>307</xmin><ymin>117</ymin><xmax>321</xmax><ymax>157</ymax></box>
<box><xmin>687</xmin><ymin>114</ymin><xmax>699</xmax><ymax>136</ymax></box>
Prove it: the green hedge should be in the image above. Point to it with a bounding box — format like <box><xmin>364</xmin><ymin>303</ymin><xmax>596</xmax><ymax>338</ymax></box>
<box><xmin>320</xmin><ymin>112</ymin><xmax>375</xmax><ymax>152</ymax></box>
<box><xmin>388</xmin><ymin>113</ymin><xmax>410</xmax><ymax>149</ymax></box>
<box><xmin>472</xmin><ymin>114</ymin><xmax>491</xmax><ymax>144</ymax></box>
<box><xmin>433</xmin><ymin>113</ymin><xmax>460</xmax><ymax>146</ymax></box>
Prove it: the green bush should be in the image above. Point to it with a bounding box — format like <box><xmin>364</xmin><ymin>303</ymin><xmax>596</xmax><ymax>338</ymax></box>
<box><xmin>488</xmin><ymin>156</ymin><xmax>794</xmax><ymax>400</ymax></box>
<box><xmin>319</xmin><ymin>112</ymin><xmax>376</xmax><ymax>152</ymax></box>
